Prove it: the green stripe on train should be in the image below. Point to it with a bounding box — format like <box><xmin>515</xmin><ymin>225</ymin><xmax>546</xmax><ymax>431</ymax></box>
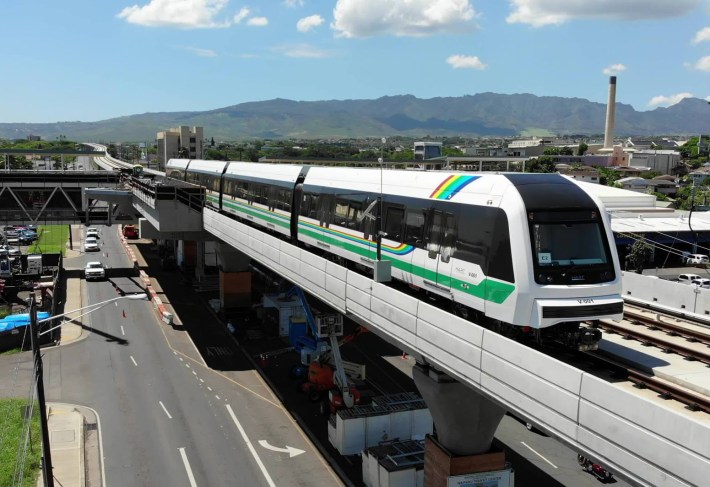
<box><xmin>211</xmin><ymin>195</ymin><xmax>515</xmax><ymax>304</ymax></box>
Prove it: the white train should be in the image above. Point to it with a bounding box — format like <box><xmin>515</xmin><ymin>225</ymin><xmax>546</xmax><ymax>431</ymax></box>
<box><xmin>167</xmin><ymin>159</ymin><xmax>624</xmax><ymax>350</ymax></box>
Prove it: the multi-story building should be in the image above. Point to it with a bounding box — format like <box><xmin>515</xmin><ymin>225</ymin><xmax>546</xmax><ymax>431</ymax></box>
<box><xmin>157</xmin><ymin>126</ymin><xmax>204</xmax><ymax>168</ymax></box>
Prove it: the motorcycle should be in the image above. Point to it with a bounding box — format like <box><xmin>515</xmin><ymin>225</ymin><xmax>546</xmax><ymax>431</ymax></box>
<box><xmin>577</xmin><ymin>454</ymin><xmax>614</xmax><ymax>483</ymax></box>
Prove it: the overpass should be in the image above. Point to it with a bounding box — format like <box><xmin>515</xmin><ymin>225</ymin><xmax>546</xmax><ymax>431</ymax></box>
<box><xmin>7</xmin><ymin>146</ymin><xmax>708</xmax><ymax>486</ymax></box>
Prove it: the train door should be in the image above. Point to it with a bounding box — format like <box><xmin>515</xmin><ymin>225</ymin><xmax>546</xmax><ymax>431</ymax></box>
<box><xmin>423</xmin><ymin>209</ymin><xmax>456</xmax><ymax>290</ymax></box>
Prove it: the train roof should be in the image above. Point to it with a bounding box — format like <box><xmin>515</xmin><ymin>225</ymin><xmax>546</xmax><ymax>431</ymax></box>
<box><xmin>188</xmin><ymin>159</ymin><xmax>228</xmax><ymax>175</ymax></box>
<box><xmin>224</xmin><ymin>161</ymin><xmax>303</xmax><ymax>183</ymax></box>
<box><xmin>303</xmin><ymin>167</ymin><xmax>585</xmax><ymax>205</ymax></box>
<box><xmin>166</xmin><ymin>159</ymin><xmax>191</xmax><ymax>170</ymax></box>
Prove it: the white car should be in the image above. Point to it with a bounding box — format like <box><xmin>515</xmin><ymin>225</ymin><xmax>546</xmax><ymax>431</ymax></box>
<box><xmin>678</xmin><ymin>273</ymin><xmax>702</xmax><ymax>284</ymax></box>
<box><xmin>684</xmin><ymin>253</ymin><xmax>709</xmax><ymax>265</ymax></box>
<box><xmin>692</xmin><ymin>278</ymin><xmax>710</xmax><ymax>288</ymax></box>
<box><xmin>0</xmin><ymin>245</ymin><xmax>20</xmax><ymax>257</ymax></box>
<box><xmin>84</xmin><ymin>237</ymin><xmax>99</xmax><ymax>252</ymax></box>
<box><xmin>84</xmin><ymin>261</ymin><xmax>106</xmax><ymax>281</ymax></box>
<box><xmin>86</xmin><ymin>228</ymin><xmax>100</xmax><ymax>239</ymax></box>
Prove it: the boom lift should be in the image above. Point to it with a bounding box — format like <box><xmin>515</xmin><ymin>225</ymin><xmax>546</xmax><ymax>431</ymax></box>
<box><xmin>277</xmin><ymin>286</ymin><xmax>363</xmax><ymax>411</ymax></box>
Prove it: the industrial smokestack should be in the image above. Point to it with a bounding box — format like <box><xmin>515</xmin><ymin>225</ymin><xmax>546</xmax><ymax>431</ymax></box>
<box><xmin>603</xmin><ymin>76</ymin><xmax>617</xmax><ymax>149</ymax></box>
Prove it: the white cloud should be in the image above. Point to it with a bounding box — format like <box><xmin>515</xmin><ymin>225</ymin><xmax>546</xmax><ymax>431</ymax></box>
<box><xmin>275</xmin><ymin>44</ymin><xmax>333</xmax><ymax>58</ymax></box>
<box><xmin>247</xmin><ymin>16</ymin><xmax>268</xmax><ymax>26</ymax></box>
<box><xmin>648</xmin><ymin>92</ymin><xmax>694</xmax><ymax>107</ymax></box>
<box><xmin>602</xmin><ymin>63</ymin><xmax>626</xmax><ymax>75</ymax></box>
<box><xmin>234</xmin><ymin>7</ymin><xmax>250</xmax><ymax>24</ymax></box>
<box><xmin>297</xmin><ymin>14</ymin><xmax>324</xmax><ymax>32</ymax></box>
<box><xmin>446</xmin><ymin>54</ymin><xmax>486</xmax><ymax>70</ymax></box>
<box><xmin>332</xmin><ymin>0</ymin><xmax>477</xmax><ymax>38</ymax></box>
<box><xmin>693</xmin><ymin>27</ymin><xmax>710</xmax><ymax>44</ymax></box>
<box><xmin>283</xmin><ymin>0</ymin><xmax>304</xmax><ymax>7</ymax></box>
<box><xmin>181</xmin><ymin>46</ymin><xmax>217</xmax><ymax>57</ymax></box>
<box><xmin>506</xmin><ymin>0</ymin><xmax>700</xmax><ymax>27</ymax></box>
<box><xmin>696</xmin><ymin>55</ymin><xmax>710</xmax><ymax>71</ymax></box>
<box><xmin>117</xmin><ymin>0</ymin><xmax>230</xmax><ymax>29</ymax></box>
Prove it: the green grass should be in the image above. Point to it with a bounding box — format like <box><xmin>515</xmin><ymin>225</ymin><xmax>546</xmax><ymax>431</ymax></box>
<box><xmin>27</xmin><ymin>225</ymin><xmax>70</xmax><ymax>256</ymax></box>
<box><xmin>0</xmin><ymin>398</ymin><xmax>42</xmax><ymax>487</ymax></box>
<box><xmin>0</xmin><ymin>348</ymin><xmax>22</xmax><ymax>356</ymax></box>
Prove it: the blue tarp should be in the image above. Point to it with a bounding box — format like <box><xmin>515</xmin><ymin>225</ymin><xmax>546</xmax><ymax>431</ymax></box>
<box><xmin>0</xmin><ymin>312</ymin><xmax>51</xmax><ymax>332</ymax></box>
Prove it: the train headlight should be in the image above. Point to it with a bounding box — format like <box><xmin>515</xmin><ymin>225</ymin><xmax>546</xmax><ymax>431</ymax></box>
<box><xmin>537</xmin><ymin>273</ymin><xmax>554</xmax><ymax>283</ymax></box>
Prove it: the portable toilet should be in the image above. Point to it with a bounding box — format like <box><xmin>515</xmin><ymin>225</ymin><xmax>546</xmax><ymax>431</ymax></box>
<box><xmin>0</xmin><ymin>258</ymin><xmax>11</xmax><ymax>278</ymax></box>
<box><xmin>26</xmin><ymin>255</ymin><xmax>42</xmax><ymax>275</ymax></box>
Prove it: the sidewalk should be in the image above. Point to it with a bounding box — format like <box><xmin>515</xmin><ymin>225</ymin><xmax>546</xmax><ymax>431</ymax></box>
<box><xmin>36</xmin><ymin>403</ymin><xmax>102</xmax><ymax>487</ymax></box>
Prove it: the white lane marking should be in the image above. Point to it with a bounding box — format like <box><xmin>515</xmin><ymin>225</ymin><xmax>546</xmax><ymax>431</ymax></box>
<box><xmin>130</xmin><ymin>356</ymin><xmax>138</xmax><ymax>367</ymax></box>
<box><xmin>215</xmin><ymin>395</ymin><xmax>220</xmax><ymax>400</ymax></box>
<box><xmin>199</xmin><ymin>379</ymin><xmax>204</xmax><ymax>383</ymax></box>
<box><xmin>120</xmin><ymin>325</ymin><xmax>125</xmax><ymax>336</ymax></box>
<box><xmin>159</xmin><ymin>401</ymin><xmax>173</xmax><ymax>419</ymax></box>
<box><xmin>192</xmin><ymin>370</ymin><xmax>197</xmax><ymax>376</ymax></box>
<box><xmin>185</xmin><ymin>363</ymin><xmax>190</xmax><ymax>368</ymax></box>
<box><xmin>173</xmin><ymin>351</ymin><xmax>177</xmax><ymax>355</ymax></box>
<box><xmin>207</xmin><ymin>387</ymin><xmax>212</xmax><ymax>392</ymax></box>
<box><xmin>520</xmin><ymin>442</ymin><xmax>558</xmax><ymax>469</ymax></box>
<box><xmin>226</xmin><ymin>404</ymin><xmax>276</xmax><ymax>487</ymax></box>
<box><xmin>178</xmin><ymin>356</ymin><xmax>183</xmax><ymax>361</ymax></box>
<box><xmin>258</xmin><ymin>440</ymin><xmax>305</xmax><ymax>458</ymax></box>
<box><xmin>179</xmin><ymin>447</ymin><xmax>198</xmax><ymax>487</ymax></box>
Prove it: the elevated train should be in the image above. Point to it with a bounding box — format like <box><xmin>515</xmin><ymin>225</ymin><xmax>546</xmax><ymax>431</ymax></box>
<box><xmin>167</xmin><ymin>159</ymin><xmax>624</xmax><ymax>350</ymax></box>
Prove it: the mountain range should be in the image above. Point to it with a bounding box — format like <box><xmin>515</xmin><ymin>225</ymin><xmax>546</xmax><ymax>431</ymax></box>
<box><xmin>1</xmin><ymin>93</ymin><xmax>709</xmax><ymax>142</ymax></box>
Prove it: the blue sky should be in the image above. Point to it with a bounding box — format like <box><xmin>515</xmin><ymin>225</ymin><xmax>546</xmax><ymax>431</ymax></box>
<box><xmin>3</xmin><ymin>0</ymin><xmax>710</xmax><ymax>123</ymax></box>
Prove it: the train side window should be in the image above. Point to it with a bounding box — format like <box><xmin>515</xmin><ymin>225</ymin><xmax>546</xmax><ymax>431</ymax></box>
<box><xmin>404</xmin><ymin>209</ymin><xmax>425</xmax><ymax>247</ymax></box>
<box><xmin>489</xmin><ymin>211</ymin><xmax>514</xmax><ymax>283</ymax></box>
<box><xmin>335</xmin><ymin>198</ymin><xmax>350</xmax><ymax>225</ymax></box>
<box><xmin>318</xmin><ymin>195</ymin><xmax>334</xmax><ymax>227</ymax></box>
<box><xmin>440</xmin><ymin>213</ymin><xmax>456</xmax><ymax>263</ymax></box>
<box><xmin>426</xmin><ymin>210</ymin><xmax>443</xmax><ymax>258</ymax></box>
<box><xmin>384</xmin><ymin>206</ymin><xmax>405</xmax><ymax>242</ymax></box>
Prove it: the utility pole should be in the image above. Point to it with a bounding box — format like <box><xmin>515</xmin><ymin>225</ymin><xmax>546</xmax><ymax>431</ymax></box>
<box><xmin>29</xmin><ymin>294</ymin><xmax>54</xmax><ymax>487</ymax></box>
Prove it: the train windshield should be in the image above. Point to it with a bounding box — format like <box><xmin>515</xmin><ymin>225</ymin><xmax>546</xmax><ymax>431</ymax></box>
<box><xmin>529</xmin><ymin>210</ymin><xmax>615</xmax><ymax>284</ymax></box>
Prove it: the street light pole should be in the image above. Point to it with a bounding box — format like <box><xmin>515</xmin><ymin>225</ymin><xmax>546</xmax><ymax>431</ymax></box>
<box><xmin>29</xmin><ymin>294</ymin><xmax>54</xmax><ymax>487</ymax></box>
<box><xmin>38</xmin><ymin>293</ymin><xmax>148</xmax><ymax>337</ymax></box>
<box><xmin>26</xmin><ymin>291</ymin><xmax>147</xmax><ymax>487</ymax></box>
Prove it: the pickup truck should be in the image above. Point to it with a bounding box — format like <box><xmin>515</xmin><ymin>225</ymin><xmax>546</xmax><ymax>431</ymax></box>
<box><xmin>84</xmin><ymin>261</ymin><xmax>106</xmax><ymax>281</ymax></box>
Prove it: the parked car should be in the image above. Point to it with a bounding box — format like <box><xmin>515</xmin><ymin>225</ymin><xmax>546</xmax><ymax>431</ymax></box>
<box><xmin>692</xmin><ymin>278</ymin><xmax>710</xmax><ymax>288</ymax></box>
<box><xmin>678</xmin><ymin>273</ymin><xmax>703</xmax><ymax>284</ymax></box>
<box><xmin>83</xmin><ymin>237</ymin><xmax>99</xmax><ymax>252</ymax></box>
<box><xmin>0</xmin><ymin>245</ymin><xmax>21</xmax><ymax>257</ymax></box>
<box><xmin>684</xmin><ymin>254</ymin><xmax>709</xmax><ymax>265</ymax></box>
<box><xmin>84</xmin><ymin>261</ymin><xmax>106</xmax><ymax>281</ymax></box>
<box><xmin>18</xmin><ymin>231</ymin><xmax>37</xmax><ymax>244</ymax></box>
<box><xmin>122</xmin><ymin>224</ymin><xmax>138</xmax><ymax>239</ymax></box>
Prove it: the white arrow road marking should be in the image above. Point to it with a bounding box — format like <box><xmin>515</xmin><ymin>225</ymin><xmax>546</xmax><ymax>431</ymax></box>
<box><xmin>258</xmin><ymin>440</ymin><xmax>305</xmax><ymax>458</ymax></box>
<box><xmin>226</xmin><ymin>404</ymin><xmax>276</xmax><ymax>487</ymax></box>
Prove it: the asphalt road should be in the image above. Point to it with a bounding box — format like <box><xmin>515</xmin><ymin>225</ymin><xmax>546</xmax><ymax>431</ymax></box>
<box><xmin>39</xmin><ymin>225</ymin><xmax>341</xmax><ymax>486</ymax></box>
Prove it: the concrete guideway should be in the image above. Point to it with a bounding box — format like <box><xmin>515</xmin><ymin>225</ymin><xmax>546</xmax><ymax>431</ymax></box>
<box><xmin>203</xmin><ymin>207</ymin><xmax>710</xmax><ymax>487</ymax></box>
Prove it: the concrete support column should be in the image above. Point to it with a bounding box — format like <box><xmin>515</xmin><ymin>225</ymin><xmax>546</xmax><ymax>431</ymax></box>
<box><xmin>217</xmin><ymin>243</ymin><xmax>252</xmax><ymax>310</ymax></box>
<box><xmin>413</xmin><ymin>364</ymin><xmax>505</xmax><ymax>456</ymax></box>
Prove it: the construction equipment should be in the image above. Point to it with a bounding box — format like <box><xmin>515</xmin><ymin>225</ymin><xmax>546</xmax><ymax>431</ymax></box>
<box><xmin>279</xmin><ymin>286</ymin><xmax>364</xmax><ymax>411</ymax></box>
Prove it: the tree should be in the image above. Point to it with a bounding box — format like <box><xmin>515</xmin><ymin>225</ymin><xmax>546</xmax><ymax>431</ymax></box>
<box><xmin>626</xmin><ymin>238</ymin><xmax>653</xmax><ymax>273</ymax></box>
<box><xmin>526</xmin><ymin>156</ymin><xmax>555</xmax><ymax>173</ymax></box>
<box><xmin>577</xmin><ymin>142</ymin><xmax>588</xmax><ymax>156</ymax></box>
<box><xmin>597</xmin><ymin>167</ymin><xmax>621</xmax><ymax>186</ymax></box>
